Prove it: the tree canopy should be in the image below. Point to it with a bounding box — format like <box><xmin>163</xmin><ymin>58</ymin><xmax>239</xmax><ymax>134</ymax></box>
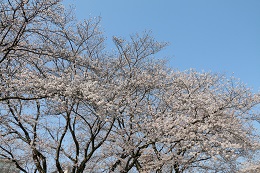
<box><xmin>0</xmin><ymin>0</ymin><xmax>259</xmax><ymax>172</ymax></box>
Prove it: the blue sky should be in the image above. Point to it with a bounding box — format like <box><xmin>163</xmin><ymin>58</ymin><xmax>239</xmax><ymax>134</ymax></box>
<box><xmin>64</xmin><ymin>0</ymin><xmax>260</xmax><ymax>92</ymax></box>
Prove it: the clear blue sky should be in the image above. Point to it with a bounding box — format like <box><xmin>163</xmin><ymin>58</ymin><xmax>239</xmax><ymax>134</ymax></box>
<box><xmin>64</xmin><ymin>0</ymin><xmax>260</xmax><ymax>92</ymax></box>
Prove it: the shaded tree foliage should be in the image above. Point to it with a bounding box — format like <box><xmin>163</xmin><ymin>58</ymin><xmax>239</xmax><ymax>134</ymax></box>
<box><xmin>0</xmin><ymin>0</ymin><xmax>259</xmax><ymax>173</ymax></box>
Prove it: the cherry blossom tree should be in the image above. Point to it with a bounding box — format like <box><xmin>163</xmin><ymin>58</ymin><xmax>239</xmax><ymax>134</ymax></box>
<box><xmin>97</xmin><ymin>36</ymin><xmax>260</xmax><ymax>172</ymax></box>
<box><xmin>0</xmin><ymin>0</ymin><xmax>259</xmax><ymax>173</ymax></box>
